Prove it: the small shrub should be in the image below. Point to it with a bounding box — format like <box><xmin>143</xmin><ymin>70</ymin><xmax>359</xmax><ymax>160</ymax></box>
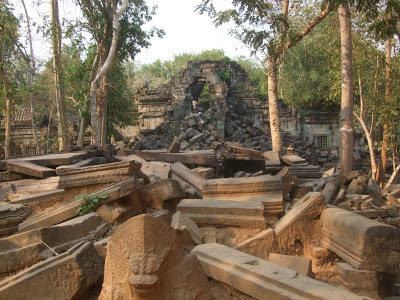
<box><xmin>76</xmin><ymin>193</ymin><xmax>108</xmax><ymax>216</ymax></box>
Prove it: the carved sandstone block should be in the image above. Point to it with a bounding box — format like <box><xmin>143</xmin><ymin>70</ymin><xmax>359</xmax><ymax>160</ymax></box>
<box><xmin>99</xmin><ymin>214</ymin><xmax>213</xmax><ymax>300</ymax></box>
<box><xmin>321</xmin><ymin>207</ymin><xmax>400</xmax><ymax>273</ymax></box>
<box><xmin>0</xmin><ymin>203</ymin><xmax>31</xmax><ymax>236</ymax></box>
<box><xmin>57</xmin><ymin>160</ymin><xmax>141</xmax><ymax>189</ymax></box>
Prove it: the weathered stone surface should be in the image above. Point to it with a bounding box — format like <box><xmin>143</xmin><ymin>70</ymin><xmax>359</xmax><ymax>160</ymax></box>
<box><xmin>321</xmin><ymin>207</ymin><xmax>400</xmax><ymax>272</ymax></box>
<box><xmin>268</xmin><ymin>253</ymin><xmax>313</xmax><ymax>277</ymax></box>
<box><xmin>58</xmin><ymin>160</ymin><xmax>141</xmax><ymax>189</ymax></box>
<box><xmin>336</xmin><ymin>261</ymin><xmax>382</xmax><ymax>299</ymax></box>
<box><xmin>191</xmin><ymin>166</ymin><xmax>215</xmax><ymax>179</ymax></box>
<box><xmin>133</xmin><ymin>149</ymin><xmax>221</xmax><ymax>167</ymax></box>
<box><xmin>167</xmin><ymin>136</ymin><xmax>181</xmax><ymax>153</ymax></box>
<box><xmin>0</xmin><ymin>171</ymin><xmax>24</xmax><ymax>182</ymax></box>
<box><xmin>96</xmin><ymin>191</ymin><xmax>146</xmax><ymax>225</ymax></box>
<box><xmin>0</xmin><ymin>242</ymin><xmax>104</xmax><ymax>300</ymax></box>
<box><xmin>177</xmin><ymin>199</ymin><xmax>266</xmax><ymax>229</ymax></box>
<box><xmin>277</xmin><ymin>167</ymin><xmax>298</xmax><ymax>200</ymax></box>
<box><xmin>99</xmin><ymin>215</ymin><xmax>213</xmax><ymax>300</ymax></box>
<box><xmin>171</xmin><ymin>162</ymin><xmax>204</xmax><ymax>197</ymax></box>
<box><xmin>367</xmin><ymin>178</ymin><xmax>383</xmax><ymax>206</ymax></box>
<box><xmin>12</xmin><ymin>189</ymin><xmax>65</xmax><ymax>211</ymax></box>
<box><xmin>0</xmin><ymin>203</ymin><xmax>31</xmax><ymax>236</ymax></box>
<box><xmin>203</xmin><ymin>175</ymin><xmax>284</xmax><ymax>224</ymax></box>
<box><xmin>171</xmin><ymin>211</ymin><xmax>203</xmax><ymax>249</ymax></box>
<box><xmin>224</xmin><ymin>142</ymin><xmax>264</xmax><ymax>159</ymax></box>
<box><xmin>5</xmin><ymin>161</ymin><xmax>55</xmax><ymax>179</ymax></box>
<box><xmin>0</xmin><ymin>212</ymin><xmax>107</xmax><ymax>275</ymax></box>
<box><xmin>193</xmin><ymin>243</ymin><xmax>369</xmax><ymax>300</ymax></box>
<box><xmin>19</xmin><ymin>177</ymin><xmax>139</xmax><ymax>232</ymax></box>
<box><xmin>282</xmin><ymin>155</ymin><xmax>307</xmax><ymax>166</ymax></box>
<box><xmin>322</xmin><ymin>175</ymin><xmax>341</xmax><ymax>204</ymax></box>
<box><xmin>235</xmin><ymin>228</ymin><xmax>275</xmax><ymax>259</ymax></box>
<box><xmin>55</xmin><ymin>158</ymin><xmax>95</xmax><ymax>174</ymax></box>
<box><xmin>263</xmin><ymin>151</ymin><xmax>281</xmax><ymax>167</ymax></box>
<box><xmin>141</xmin><ymin>178</ymin><xmax>185</xmax><ymax>210</ymax></box>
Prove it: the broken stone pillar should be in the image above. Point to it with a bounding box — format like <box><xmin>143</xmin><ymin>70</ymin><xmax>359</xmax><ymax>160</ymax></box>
<box><xmin>0</xmin><ymin>203</ymin><xmax>31</xmax><ymax>236</ymax></box>
<box><xmin>0</xmin><ymin>242</ymin><xmax>104</xmax><ymax>300</ymax></box>
<box><xmin>321</xmin><ymin>207</ymin><xmax>400</xmax><ymax>273</ymax></box>
<box><xmin>193</xmin><ymin>243</ymin><xmax>369</xmax><ymax>300</ymax></box>
<box><xmin>177</xmin><ymin>199</ymin><xmax>266</xmax><ymax>229</ymax></box>
<box><xmin>277</xmin><ymin>167</ymin><xmax>298</xmax><ymax>201</ymax></box>
<box><xmin>58</xmin><ymin>160</ymin><xmax>141</xmax><ymax>189</ymax></box>
<box><xmin>171</xmin><ymin>211</ymin><xmax>203</xmax><ymax>250</ymax></box>
<box><xmin>99</xmin><ymin>214</ymin><xmax>213</xmax><ymax>300</ymax></box>
<box><xmin>141</xmin><ymin>178</ymin><xmax>185</xmax><ymax>210</ymax></box>
<box><xmin>171</xmin><ymin>162</ymin><xmax>204</xmax><ymax>197</ymax></box>
<box><xmin>202</xmin><ymin>175</ymin><xmax>284</xmax><ymax>224</ymax></box>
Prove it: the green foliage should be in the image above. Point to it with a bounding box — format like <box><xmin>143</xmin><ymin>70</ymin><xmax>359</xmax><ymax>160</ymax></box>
<box><xmin>76</xmin><ymin>193</ymin><xmax>108</xmax><ymax>216</ymax></box>
<box><xmin>217</xmin><ymin>68</ymin><xmax>230</xmax><ymax>82</ymax></box>
<box><xmin>198</xmin><ymin>83</ymin><xmax>213</xmax><ymax>104</ymax></box>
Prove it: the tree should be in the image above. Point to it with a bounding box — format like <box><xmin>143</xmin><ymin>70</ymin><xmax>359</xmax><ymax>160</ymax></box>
<box><xmin>338</xmin><ymin>4</ymin><xmax>354</xmax><ymax>176</ymax></box>
<box><xmin>50</xmin><ymin>0</ymin><xmax>68</xmax><ymax>150</ymax></box>
<box><xmin>75</xmin><ymin>0</ymin><xmax>163</xmax><ymax>145</ymax></box>
<box><xmin>197</xmin><ymin>0</ymin><xmax>334</xmax><ymax>152</ymax></box>
<box><xmin>21</xmin><ymin>0</ymin><xmax>41</xmax><ymax>154</ymax></box>
<box><xmin>0</xmin><ymin>1</ymin><xmax>20</xmax><ymax>158</ymax></box>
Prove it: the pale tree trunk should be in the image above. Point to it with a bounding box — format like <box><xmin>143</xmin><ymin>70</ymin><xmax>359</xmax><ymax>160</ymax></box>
<box><xmin>0</xmin><ymin>64</ymin><xmax>11</xmax><ymax>158</ymax></box>
<box><xmin>380</xmin><ymin>38</ymin><xmax>391</xmax><ymax>187</ymax></box>
<box><xmin>266</xmin><ymin>1</ymin><xmax>332</xmax><ymax>152</ymax></box>
<box><xmin>267</xmin><ymin>55</ymin><xmax>282</xmax><ymax>152</ymax></box>
<box><xmin>385</xmin><ymin>160</ymin><xmax>399</xmax><ymax>190</ymax></box>
<box><xmin>22</xmin><ymin>0</ymin><xmax>41</xmax><ymax>155</ymax></box>
<box><xmin>90</xmin><ymin>0</ymin><xmax>129</xmax><ymax>145</ymax></box>
<box><xmin>50</xmin><ymin>0</ymin><xmax>68</xmax><ymax>151</ymax></box>
<box><xmin>354</xmin><ymin>72</ymin><xmax>377</xmax><ymax>179</ymax></box>
<box><xmin>338</xmin><ymin>4</ymin><xmax>354</xmax><ymax>176</ymax></box>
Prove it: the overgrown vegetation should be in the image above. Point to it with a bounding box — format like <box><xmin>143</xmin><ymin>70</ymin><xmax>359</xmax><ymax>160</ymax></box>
<box><xmin>76</xmin><ymin>193</ymin><xmax>108</xmax><ymax>216</ymax></box>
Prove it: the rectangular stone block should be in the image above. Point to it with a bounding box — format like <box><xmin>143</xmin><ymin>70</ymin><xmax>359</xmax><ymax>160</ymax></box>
<box><xmin>177</xmin><ymin>199</ymin><xmax>266</xmax><ymax>229</ymax></box>
<box><xmin>0</xmin><ymin>242</ymin><xmax>104</xmax><ymax>300</ymax></box>
<box><xmin>5</xmin><ymin>161</ymin><xmax>55</xmax><ymax>179</ymax></box>
<box><xmin>321</xmin><ymin>207</ymin><xmax>400</xmax><ymax>273</ymax></box>
<box><xmin>282</xmin><ymin>155</ymin><xmax>307</xmax><ymax>166</ymax></box>
<box><xmin>58</xmin><ymin>160</ymin><xmax>141</xmax><ymax>189</ymax></box>
<box><xmin>19</xmin><ymin>177</ymin><xmax>139</xmax><ymax>232</ymax></box>
<box><xmin>268</xmin><ymin>253</ymin><xmax>313</xmax><ymax>277</ymax></box>
<box><xmin>12</xmin><ymin>189</ymin><xmax>65</xmax><ymax>208</ymax></box>
<box><xmin>193</xmin><ymin>243</ymin><xmax>369</xmax><ymax>300</ymax></box>
<box><xmin>336</xmin><ymin>261</ymin><xmax>379</xmax><ymax>295</ymax></box>
<box><xmin>171</xmin><ymin>162</ymin><xmax>204</xmax><ymax>196</ymax></box>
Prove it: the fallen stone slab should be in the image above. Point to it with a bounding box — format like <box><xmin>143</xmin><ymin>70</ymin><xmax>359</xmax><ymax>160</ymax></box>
<box><xmin>5</xmin><ymin>161</ymin><xmax>56</xmax><ymax>179</ymax></box>
<box><xmin>177</xmin><ymin>199</ymin><xmax>267</xmax><ymax>229</ymax></box>
<box><xmin>18</xmin><ymin>177</ymin><xmax>139</xmax><ymax>232</ymax></box>
<box><xmin>277</xmin><ymin>167</ymin><xmax>298</xmax><ymax>200</ymax></box>
<box><xmin>58</xmin><ymin>160</ymin><xmax>141</xmax><ymax>189</ymax></box>
<box><xmin>193</xmin><ymin>243</ymin><xmax>369</xmax><ymax>300</ymax></box>
<box><xmin>12</xmin><ymin>189</ymin><xmax>65</xmax><ymax>210</ymax></box>
<box><xmin>282</xmin><ymin>154</ymin><xmax>307</xmax><ymax>166</ymax></box>
<box><xmin>268</xmin><ymin>253</ymin><xmax>313</xmax><ymax>277</ymax></box>
<box><xmin>0</xmin><ymin>151</ymin><xmax>90</xmax><ymax>169</ymax></box>
<box><xmin>55</xmin><ymin>157</ymin><xmax>95</xmax><ymax>174</ymax></box>
<box><xmin>0</xmin><ymin>203</ymin><xmax>31</xmax><ymax>236</ymax></box>
<box><xmin>133</xmin><ymin>149</ymin><xmax>221</xmax><ymax>167</ymax></box>
<box><xmin>263</xmin><ymin>151</ymin><xmax>281</xmax><ymax>168</ymax></box>
<box><xmin>0</xmin><ymin>213</ymin><xmax>108</xmax><ymax>275</ymax></box>
<box><xmin>1</xmin><ymin>177</ymin><xmax>59</xmax><ymax>198</ymax></box>
<box><xmin>0</xmin><ymin>242</ymin><xmax>104</xmax><ymax>300</ymax></box>
<box><xmin>321</xmin><ymin>207</ymin><xmax>400</xmax><ymax>273</ymax></box>
<box><xmin>202</xmin><ymin>175</ymin><xmax>284</xmax><ymax>223</ymax></box>
<box><xmin>0</xmin><ymin>171</ymin><xmax>24</xmax><ymax>182</ymax></box>
<box><xmin>171</xmin><ymin>162</ymin><xmax>204</xmax><ymax>197</ymax></box>
<box><xmin>224</xmin><ymin>142</ymin><xmax>264</xmax><ymax>159</ymax></box>
<box><xmin>141</xmin><ymin>178</ymin><xmax>185</xmax><ymax>210</ymax></box>
<box><xmin>167</xmin><ymin>136</ymin><xmax>181</xmax><ymax>153</ymax></box>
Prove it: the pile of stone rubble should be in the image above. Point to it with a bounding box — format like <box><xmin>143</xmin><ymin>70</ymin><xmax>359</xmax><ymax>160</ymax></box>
<box><xmin>0</xmin><ymin>143</ymin><xmax>399</xmax><ymax>299</ymax></box>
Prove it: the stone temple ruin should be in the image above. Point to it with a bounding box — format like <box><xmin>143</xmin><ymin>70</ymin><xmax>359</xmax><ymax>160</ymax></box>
<box><xmin>0</xmin><ymin>59</ymin><xmax>400</xmax><ymax>299</ymax></box>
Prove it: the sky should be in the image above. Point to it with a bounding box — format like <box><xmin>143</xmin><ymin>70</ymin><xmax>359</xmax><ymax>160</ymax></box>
<box><xmin>14</xmin><ymin>0</ymin><xmax>253</xmax><ymax>65</ymax></box>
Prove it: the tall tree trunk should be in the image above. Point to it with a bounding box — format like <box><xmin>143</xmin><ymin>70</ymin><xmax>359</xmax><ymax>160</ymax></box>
<box><xmin>90</xmin><ymin>0</ymin><xmax>129</xmax><ymax>145</ymax></box>
<box><xmin>21</xmin><ymin>0</ymin><xmax>41</xmax><ymax>155</ymax></box>
<box><xmin>338</xmin><ymin>4</ymin><xmax>354</xmax><ymax>176</ymax></box>
<box><xmin>0</xmin><ymin>64</ymin><xmax>11</xmax><ymax>158</ymax></box>
<box><xmin>267</xmin><ymin>55</ymin><xmax>282</xmax><ymax>152</ymax></box>
<box><xmin>380</xmin><ymin>38</ymin><xmax>391</xmax><ymax>187</ymax></box>
<box><xmin>50</xmin><ymin>0</ymin><xmax>68</xmax><ymax>151</ymax></box>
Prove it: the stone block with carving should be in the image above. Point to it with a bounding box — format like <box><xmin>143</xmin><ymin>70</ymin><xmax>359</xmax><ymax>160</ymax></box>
<box><xmin>99</xmin><ymin>214</ymin><xmax>213</xmax><ymax>300</ymax></box>
<box><xmin>0</xmin><ymin>203</ymin><xmax>30</xmax><ymax>236</ymax></box>
<box><xmin>171</xmin><ymin>211</ymin><xmax>203</xmax><ymax>250</ymax></box>
<box><xmin>321</xmin><ymin>207</ymin><xmax>400</xmax><ymax>273</ymax></box>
